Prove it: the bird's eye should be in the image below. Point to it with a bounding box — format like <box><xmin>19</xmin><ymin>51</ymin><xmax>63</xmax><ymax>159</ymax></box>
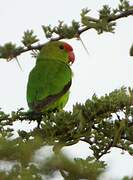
<box><xmin>59</xmin><ymin>45</ymin><xmax>64</xmax><ymax>50</ymax></box>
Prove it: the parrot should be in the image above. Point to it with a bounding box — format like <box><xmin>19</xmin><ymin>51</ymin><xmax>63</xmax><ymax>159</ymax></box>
<box><xmin>26</xmin><ymin>41</ymin><xmax>75</xmax><ymax>113</ymax></box>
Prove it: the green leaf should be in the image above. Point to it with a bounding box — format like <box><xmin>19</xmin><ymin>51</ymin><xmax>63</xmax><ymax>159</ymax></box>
<box><xmin>0</xmin><ymin>42</ymin><xmax>23</xmax><ymax>60</ymax></box>
<box><xmin>22</xmin><ymin>30</ymin><xmax>39</xmax><ymax>47</ymax></box>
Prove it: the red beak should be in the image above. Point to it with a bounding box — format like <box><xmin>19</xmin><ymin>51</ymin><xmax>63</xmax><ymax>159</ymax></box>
<box><xmin>68</xmin><ymin>51</ymin><xmax>75</xmax><ymax>64</ymax></box>
<box><xmin>64</xmin><ymin>43</ymin><xmax>75</xmax><ymax>64</ymax></box>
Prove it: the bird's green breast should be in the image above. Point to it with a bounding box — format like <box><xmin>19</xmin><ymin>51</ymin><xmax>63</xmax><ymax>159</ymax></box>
<box><xmin>27</xmin><ymin>58</ymin><xmax>72</xmax><ymax>112</ymax></box>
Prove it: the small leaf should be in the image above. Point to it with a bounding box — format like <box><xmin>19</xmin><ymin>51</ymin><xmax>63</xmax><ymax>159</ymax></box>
<box><xmin>42</xmin><ymin>25</ymin><xmax>53</xmax><ymax>38</ymax></box>
<box><xmin>0</xmin><ymin>42</ymin><xmax>23</xmax><ymax>60</ymax></box>
<box><xmin>22</xmin><ymin>30</ymin><xmax>39</xmax><ymax>47</ymax></box>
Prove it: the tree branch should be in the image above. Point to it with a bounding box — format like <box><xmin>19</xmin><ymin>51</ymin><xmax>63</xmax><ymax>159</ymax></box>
<box><xmin>1</xmin><ymin>7</ymin><xmax>132</xmax><ymax>61</ymax></box>
<box><xmin>108</xmin><ymin>9</ymin><xmax>133</xmax><ymax>22</ymax></box>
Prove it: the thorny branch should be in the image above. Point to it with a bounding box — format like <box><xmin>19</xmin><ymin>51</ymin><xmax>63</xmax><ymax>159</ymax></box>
<box><xmin>1</xmin><ymin>8</ymin><xmax>132</xmax><ymax>61</ymax></box>
<box><xmin>78</xmin><ymin>9</ymin><xmax>133</xmax><ymax>34</ymax></box>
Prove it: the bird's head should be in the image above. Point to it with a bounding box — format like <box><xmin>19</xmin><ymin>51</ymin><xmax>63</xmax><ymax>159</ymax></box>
<box><xmin>37</xmin><ymin>41</ymin><xmax>75</xmax><ymax>64</ymax></box>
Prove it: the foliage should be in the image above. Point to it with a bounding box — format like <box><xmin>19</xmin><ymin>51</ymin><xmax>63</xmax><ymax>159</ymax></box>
<box><xmin>0</xmin><ymin>87</ymin><xmax>133</xmax><ymax>179</ymax></box>
<box><xmin>0</xmin><ymin>43</ymin><xmax>23</xmax><ymax>60</ymax></box>
<box><xmin>22</xmin><ymin>30</ymin><xmax>39</xmax><ymax>48</ymax></box>
<box><xmin>41</xmin><ymin>155</ymin><xmax>106</xmax><ymax>180</ymax></box>
<box><xmin>123</xmin><ymin>177</ymin><xmax>133</xmax><ymax>180</ymax></box>
<box><xmin>0</xmin><ymin>0</ymin><xmax>132</xmax><ymax>61</ymax></box>
<box><xmin>0</xmin><ymin>0</ymin><xmax>133</xmax><ymax>179</ymax></box>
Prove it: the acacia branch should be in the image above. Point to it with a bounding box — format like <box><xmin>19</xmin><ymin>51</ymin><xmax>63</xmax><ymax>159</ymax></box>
<box><xmin>78</xmin><ymin>9</ymin><xmax>133</xmax><ymax>35</ymax></box>
<box><xmin>108</xmin><ymin>9</ymin><xmax>133</xmax><ymax>21</ymax></box>
<box><xmin>2</xmin><ymin>8</ymin><xmax>132</xmax><ymax>61</ymax></box>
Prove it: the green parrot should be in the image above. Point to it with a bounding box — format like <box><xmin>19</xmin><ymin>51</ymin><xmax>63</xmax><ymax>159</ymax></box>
<box><xmin>26</xmin><ymin>41</ymin><xmax>75</xmax><ymax>113</ymax></box>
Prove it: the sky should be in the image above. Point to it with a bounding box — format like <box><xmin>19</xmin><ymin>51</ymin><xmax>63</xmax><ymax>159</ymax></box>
<box><xmin>0</xmin><ymin>0</ymin><xmax>133</xmax><ymax>179</ymax></box>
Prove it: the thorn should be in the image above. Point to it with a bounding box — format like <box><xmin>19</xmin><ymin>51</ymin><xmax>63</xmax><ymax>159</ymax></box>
<box><xmin>80</xmin><ymin>37</ymin><xmax>89</xmax><ymax>56</ymax></box>
<box><xmin>15</xmin><ymin>57</ymin><xmax>23</xmax><ymax>71</ymax></box>
<box><xmin>76</xmin><ymin>35</ymin><xmax>89</xmax><ymax>57</ymax></box>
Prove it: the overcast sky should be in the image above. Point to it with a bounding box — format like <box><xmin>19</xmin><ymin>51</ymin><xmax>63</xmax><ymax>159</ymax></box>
<box><xmin>0</xmin><ymin>0</ymin><xmax>133</xmax><ymax>179</ymax></box>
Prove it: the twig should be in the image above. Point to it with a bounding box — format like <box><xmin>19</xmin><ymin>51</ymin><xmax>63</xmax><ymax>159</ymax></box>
<box><xmin>108</xmin><ymin>9</ymin><xmax>133</xmax><ymax>22</ymax></box>
<box><xmin>6</xmin><ymin>9</ymin><xmax>133</xmax><ymax>60</ymax></box>
<box><xmin>96</xmin><ymin>141</ymin><xmax>113</xmax><ymax>160</ymax></box>
<box><xmin>78</xmin><ymin>9</ymin><xmax>133</xmax><ymax>35</ymax></box>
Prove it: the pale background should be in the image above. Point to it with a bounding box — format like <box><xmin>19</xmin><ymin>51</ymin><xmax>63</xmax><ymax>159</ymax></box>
<box><xmin>0</xmin><ymin>0</ymin><xmax>133</xmax><ymax>179</ymax></box>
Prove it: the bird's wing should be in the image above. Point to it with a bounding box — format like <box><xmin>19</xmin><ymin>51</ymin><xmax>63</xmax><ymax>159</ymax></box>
<box><xmin>27</xmin><ymin>60</ymin><xmax>72</xmax><ymax>112</ymax></box>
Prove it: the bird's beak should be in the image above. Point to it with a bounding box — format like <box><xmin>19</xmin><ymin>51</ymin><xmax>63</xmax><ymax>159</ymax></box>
<box><xmin>68</xmin><ymin>51</ymin><xmax>75</xmax><ymax>64</ymax></box>
<box><xmin>63</xmin><ymin>43</ymin><xmax>75</xmax><ymax>64</ymax></box>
